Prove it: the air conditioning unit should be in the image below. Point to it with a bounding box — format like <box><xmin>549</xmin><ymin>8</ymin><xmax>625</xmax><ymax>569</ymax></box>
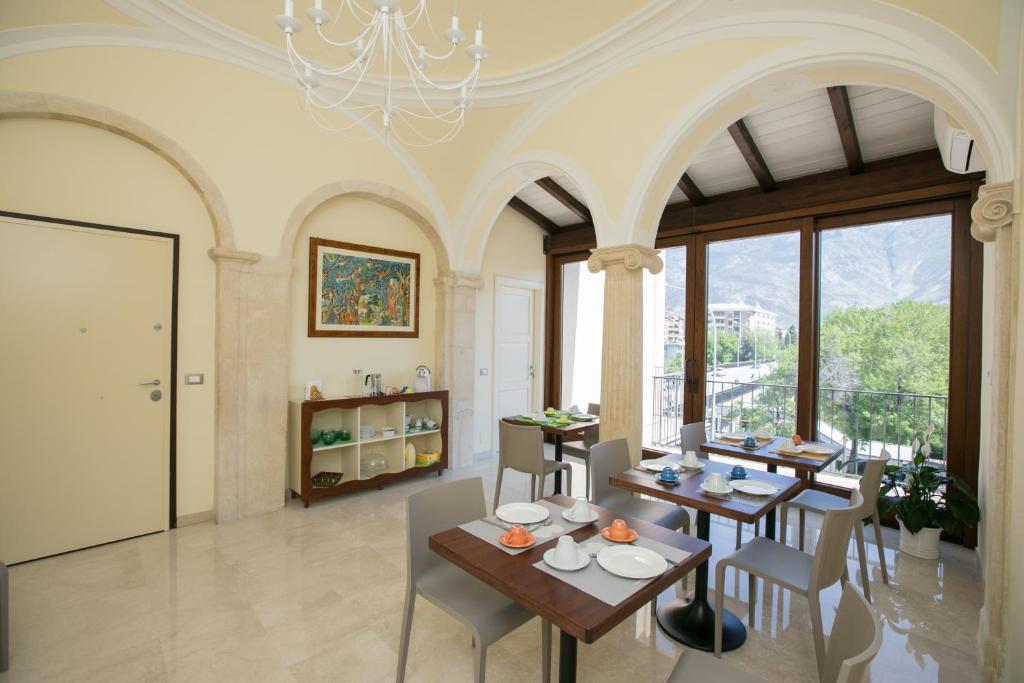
<box><xmin>934</xmin><ymin>107</ymin><xmax>985</xmax><ymax>173</ymax></box>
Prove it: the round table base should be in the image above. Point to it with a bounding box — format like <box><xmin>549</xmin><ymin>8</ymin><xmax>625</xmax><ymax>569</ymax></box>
<box><xmin>656</xmin><ymin>598</ymin><xmax>747</xmax><ymax>652</ymax></box>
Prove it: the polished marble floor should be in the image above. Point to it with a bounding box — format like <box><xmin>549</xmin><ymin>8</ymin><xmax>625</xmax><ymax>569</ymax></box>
<box><xmin>1</xmin><ymin>455</ymin><xmax>981</xmax><ymax>682</ymax></box>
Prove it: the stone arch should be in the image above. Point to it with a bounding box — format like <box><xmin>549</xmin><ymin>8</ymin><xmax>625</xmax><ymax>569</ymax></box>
<box><xmin>453</xmin><ymin>152</ymin><xmax>608</xmax><ymax>272</ymax></box>
<box><xmin>624</xmin><ymin>48</ymin><xmax>1016</xmax><ymax>247</ymax></box>
<box><xmin>0</xmin><ymin>90</ymin><xmax>236</xmax><ymax>249</ymax></box>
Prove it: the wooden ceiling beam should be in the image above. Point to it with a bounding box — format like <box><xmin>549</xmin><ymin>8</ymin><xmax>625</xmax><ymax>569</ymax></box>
<box><xmin>535</xmin><ymin>177</ymin><xmax>592</xmax><ymax>223</ymax></box>
<box><xmin>727</xmin><ymin>119</ymin><xmax>776</xmax><ymax>192</ymax></box>
<box><xmin>676</xmin><ymin>173</ymin><xmax>707</xmax><ymax>205</ymax></box>
<box><xmin>826</xmin><ymin>85</ymin><xmax>865</xmax><ymax>174</ymax></box>
<box><xmin>508</xmin><ymin>196</ymin><xmax>560</xmax><ymax>233</ymax></box>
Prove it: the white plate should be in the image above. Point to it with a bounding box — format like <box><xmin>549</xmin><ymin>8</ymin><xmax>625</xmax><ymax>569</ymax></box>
<box><xmin>495</xmin><ymin>502</ymin><xmax>550</xmax><ymax>525</ymax></box>
<box><xmin>562</xmin><ymin>509</ymin><xmax>600</xmax><ymax>524</ymax></box>
<box><xmin>679</xmin><ymin>460</ymin><xmax>706</xmax><ymax>471</ymax></box>
<box><xmin>543</xmin><ymin>548</ymin><xmax>591</xmax><ymax>572</ymax></box>
<box><xmin>597</xmin><ymin>545</ymin><xmax>668</xmax><ymax>579</ymax></box>
<box><xmin>699</xmin><ymin>481</ymin><xmax>732</xmax><ymax>497</ymax></box>
<box><xmin>717</xmin><ymin>433</ymin><xmax>747</xmax><ymax>442</ymax></box>
<box><xmin>640</xmin><ymin>460</ymin><xmax>683</xmax><ymax>473</ymax></box>
<box><xmin>728</xmin><ymin>480</ymin><xmax>778</xmax><ymax>496</ymax></box>
<box><xmin>801</xmin><ymin>444</ymin><xmax>833</xmax><ymax>454</ymax></box>
<box><xmin>533</xmin><ymin>523</ymin><xmax>565</xmax><ymax>539</ymax></box>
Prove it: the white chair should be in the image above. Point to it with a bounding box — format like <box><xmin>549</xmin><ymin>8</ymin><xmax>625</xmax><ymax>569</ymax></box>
<box><xmin>669</xmin><ymin>583</ymin><xmax>881</xmax><ymax>683</ymax></box>
<box><xmin>493</xmin><ymin>421</ymin><xmax>572</xmax><ymax>512</ymax></box>
<box><xmin>561</xmin><ymin>402</ymin><xmax>600</xmax><ymax>498</ymax></box>
<box><xmin>715</xmin><ymin>491</ymin><xmax>864</xmax><ymax>677</ymax></box>
<box><xmin>397</xmin><ymin>477</ymin><xmax>552</xmax><ymax>683</ymax></box>
<box><xmin>679</xmin><ymin>422</ymin><xmax>758</xmax><ymax>549</ymax></box>
<box><xmin>780</xmin><ymin>452</ymin><xmax>891</xmax><ymax>601</ymax></box>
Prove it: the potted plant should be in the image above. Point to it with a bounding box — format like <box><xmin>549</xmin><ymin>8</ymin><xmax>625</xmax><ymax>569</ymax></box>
<box><xmin>877</xmin><ymin>427</ymin><xmax>980</xmax><ymax>560</ymax></box>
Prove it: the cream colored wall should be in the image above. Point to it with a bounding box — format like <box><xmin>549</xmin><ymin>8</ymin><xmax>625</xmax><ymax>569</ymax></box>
<box><xmin>288</xmin><ymin>195</ymin><xmax>437</xmax><ymax>399</ymax></box>
<box><xmin>0</xmin><ymin>117</ymin><xmax>217</xmax><ymax>518</ymax></box>
<box><xmin>473</xmin><ymin>207</ymin><xmax>546</xmax><ymax>453</ymax></box>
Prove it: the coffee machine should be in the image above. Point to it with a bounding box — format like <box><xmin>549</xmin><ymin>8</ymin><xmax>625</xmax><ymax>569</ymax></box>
<box><xmin>364</xmin><ymin>373</ymin><xmax>383</xmax><ymax>396</ymax></box>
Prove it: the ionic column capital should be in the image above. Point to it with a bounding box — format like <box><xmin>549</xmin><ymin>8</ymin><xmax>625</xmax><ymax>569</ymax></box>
<box><xmin>208</xmin><ymin>247</ymin><xmax>261</xmax><ymax>266</ymax></box>
<box><xmin>434</xmin><ymin>269</ymin><xmax>483</xmax><ymax>290</ymax></box>
<box><xmin>587</xmin><ymin>244</ymin><xmax>663</xmax><ymax>275</ymax></box>
<box><xmin>971</xmin><ymin>181</ymin><xmax>1015</xmax><ymax>242</ymax></box>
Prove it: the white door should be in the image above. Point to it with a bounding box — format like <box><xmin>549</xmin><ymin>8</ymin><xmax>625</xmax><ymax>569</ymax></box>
<box><xmin>494</xmin><ymin>282</ymin><xmax>537</xmax><ymax>445</ymax></box>
<box><xmin>0</xmin><ymin>216</ymin><xmax>172</xmax><ymax>564</ymax></box>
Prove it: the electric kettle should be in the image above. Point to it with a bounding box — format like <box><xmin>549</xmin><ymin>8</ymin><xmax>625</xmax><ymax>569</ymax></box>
<box><xmin>364</xmin><ymin>373</ymin><xmax>383</xmax><ymax>396</ymax></box>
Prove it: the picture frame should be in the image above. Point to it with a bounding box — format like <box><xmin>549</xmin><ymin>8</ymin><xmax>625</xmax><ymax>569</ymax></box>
<box><xmin>308</xmin><ymin>237</ymin><xmax>420</xmax><ymax>338</ymax></box>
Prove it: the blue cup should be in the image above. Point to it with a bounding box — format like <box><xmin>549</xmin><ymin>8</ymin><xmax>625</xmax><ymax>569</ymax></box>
<box><xmin>660</xmin><ymin>466</ymin><xmax>678</xmax><ymax>482</ymax></box>
<box><xmin>742</xmin><ymin>436</ymin><xmax>758</xmax><ymax>448</ymax></box>
<box><xmin>731</xmin><ymin>465</ymin><xmax>747</xmax><ymax>479</ymax></box>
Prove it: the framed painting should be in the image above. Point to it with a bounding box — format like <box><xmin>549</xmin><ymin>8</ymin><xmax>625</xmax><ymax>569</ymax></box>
<box><xmin>308</xmin><ymin>237</ymin><xmax>420</xmax><ymax>338</ymax></box>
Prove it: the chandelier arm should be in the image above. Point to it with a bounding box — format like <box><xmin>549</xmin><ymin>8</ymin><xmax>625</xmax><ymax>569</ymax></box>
<box><xmin>315</xmin><ymin>18</ymin><xmax>376</xmax><ymax>48</ymax></box>
<box><xmin>287</xmin><ymin>29</ymin><xmax>379</xmax><ymax>77</ymax></box>
<box><xmin>390</xmin><ymin>109</ymin><xmax>466</xmax><ymax>147</ymax></box>
<box><xmin>400</xmin><ymin>0</ymin><xmax>427</xmax><ymax>26</ymax></box>
<box><xmin>393</xmin><ymin>12</ymin><xmax>457</xmax><ymax>61</ymax></box>
<box><xmin>345</xmin><ymin>0</ymin><xmax>376</xmax><ymax>21</ymax></box>
<box><xmin>289</xmin><ymin>44</ymin><xmax>381</xmax><ymax>110</ymax></box>
<box><xmin>395</xmin><ymin>52</ymin><xmax>478</xmax><ymax>118</ymax></box>
<box><xmin>304</xmin><ymin>92</ymin><xmax>382</xmax><ymax>132</ymax></box>
<box><xmin>394</xmin><ymin>24</ymin><xmax>480</xmax><ymax>91</ymax></box>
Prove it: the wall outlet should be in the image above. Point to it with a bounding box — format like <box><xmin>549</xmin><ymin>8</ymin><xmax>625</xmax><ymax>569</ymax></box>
<box><xmin>184</xmin><ymin>373</ymin><xmax>204</xmax><ymax>385</ymax></box>
<box><xmin>479</xmin><ymin>368</ymin><xmax>489</xmax><ymax>376</ymax></box>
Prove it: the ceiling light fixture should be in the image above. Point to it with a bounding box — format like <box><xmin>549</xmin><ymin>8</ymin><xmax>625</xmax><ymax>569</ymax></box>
<box><xmin>276</xmin><ymin>0</ymin><xmax>488</xmax><ymax>147</ymax></box>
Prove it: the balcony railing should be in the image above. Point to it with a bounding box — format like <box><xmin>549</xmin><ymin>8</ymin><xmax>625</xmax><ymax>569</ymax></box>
<box><xmin>649</xmin><ymin>374</ymin><xmax>948</xmax><ymax>478</ymax></box>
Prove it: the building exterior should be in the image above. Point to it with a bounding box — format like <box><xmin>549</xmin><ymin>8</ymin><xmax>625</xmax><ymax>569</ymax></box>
<box><xmin>708</xmin><ymin>303</ymin><xmax>777</xmax><ymax>335</ymax></box>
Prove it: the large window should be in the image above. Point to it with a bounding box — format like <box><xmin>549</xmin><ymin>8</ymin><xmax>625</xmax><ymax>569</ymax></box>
<box><xmin>559</xmin><ymin>260</ymin><xmax>604</xmax><ymax>411</ymax></box>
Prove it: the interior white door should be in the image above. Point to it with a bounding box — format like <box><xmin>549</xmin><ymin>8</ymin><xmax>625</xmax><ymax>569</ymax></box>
<box><xmin>0</xmin><ymin>216</ymin><xmax>172</xmax><ymax>564</ymax></box>
<box><xmin>494</xmin><ymin>283</ymin><xmax>536</xmax><ymax>445</ymax></box>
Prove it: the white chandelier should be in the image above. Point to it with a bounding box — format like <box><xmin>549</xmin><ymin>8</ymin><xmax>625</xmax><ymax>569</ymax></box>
<box><xmin>275</xmin><ymin>0</ymin><xmax>489</xmax><ymax>146</ymax></box>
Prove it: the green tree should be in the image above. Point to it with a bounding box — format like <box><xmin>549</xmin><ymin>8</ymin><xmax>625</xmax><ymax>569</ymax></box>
<box><xmin>665</xmin><ymin>351</ymin><xmax>683</xmax><ymax>373</ymax></box>
<box><xmin>740</xmin><ymin>329</ymin><xmax>778</xmax><ymax>363</ymax></box>
<box><xmin>706</xmin><ymin>329</ymin><xmax>738</xmax><ymax>365</ymax></box>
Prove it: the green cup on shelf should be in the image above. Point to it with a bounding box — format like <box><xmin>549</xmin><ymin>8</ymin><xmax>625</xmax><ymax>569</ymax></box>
<box><xmin>338</xmin><ymin>429</ymin><xmax>351</xmax><ymax>442</ymax></box>
<box><xmin>321</xmin><ymin>429</ymin><xmax>337</xmax><ymax>445</ymax></box>
<box><xmin>310</xmin><ymin>428</ymin><xmax>323</xmax><ymax>444</ymax></box>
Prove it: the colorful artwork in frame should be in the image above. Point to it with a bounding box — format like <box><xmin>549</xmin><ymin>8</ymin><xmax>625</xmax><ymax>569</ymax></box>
<box><xmin>308</xmin><ymin>237</ymin><xmax>420</xmax><ymax>338</ymax></box>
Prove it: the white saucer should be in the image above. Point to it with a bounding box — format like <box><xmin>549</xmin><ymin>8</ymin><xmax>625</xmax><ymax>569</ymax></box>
<box><xmin>562</xmin><ymin>509</ymin><xmax>600</xmax><ymax>524</ymax></box>
<box><xmin>543</xmin><ymin>547</ymin><xmax>591</xmax><ymax>572</ymax></box>
<box><xmin>533</xmin><ymin>523</ymin><xmax>565</xmax><ymax>539</ymax></box>
<box><xmin>699</xmin><ymin>481</ymin><xmax>732</xmax><ymax>497</ymax></box>
<box><xmin>495</xmin><ymin>502</ymin><xmax>550</xmax><ymax>525</ymax></box>
<box><xmin>679</xmin><ymin>460</ymin><xmax>706</xmax><ymax>471</ymax></box>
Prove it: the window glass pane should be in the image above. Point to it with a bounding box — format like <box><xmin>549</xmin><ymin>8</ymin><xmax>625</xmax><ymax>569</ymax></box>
<box><xmin>646</xmin><ymin>246</ymin><xmax>685</xmax><ymax>448</ymax></box>
<box><xmin>706</xmin><ymin>232</ymin><xmax>800</xmax><ymax>439</ymax></box>
<box><xmin>816</xmin><ymin>214</ymin><xmax>951</xmax><ymax>486</ymax></box>
<box><xmin>560</xmin><ymin>261</ymin><xmax>603</xmax><ymax>411</ymax></box>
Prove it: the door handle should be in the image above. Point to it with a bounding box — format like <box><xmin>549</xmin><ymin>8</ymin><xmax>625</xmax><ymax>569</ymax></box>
<box><xmin>684</xmin><ymin>360</ymin><xmax>697</xmax><ymax>392</ymax></box>
<box><xmin>139</xmin><ymin>379</ymin><xmax>161</xmax><ymax>386</ymax></box>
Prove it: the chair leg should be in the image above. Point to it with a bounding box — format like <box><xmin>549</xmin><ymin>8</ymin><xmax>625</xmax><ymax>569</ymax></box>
<box><xmin>798</xmin><ymin>509</ymin><xmax>806</xmax><ymax>552</ymax></box>
<box><xmin>747</xmin><ymin>573</ymin><xmax>757</xmax><ymax>627</ymax></box>
<box><xmin>493</xmin><ymin>467</ymin><xmax>505</xmax><ymax>514</ymax></box>
<box><xmin>872</xmin><ymin>510</ymin><xmax>890</xmax><ymax>585</ymax></box>
<box><xmin>735</xmin><ymin>522</ymin><xmax>742</xmax><ymax>550</ymax></box>
<box><xmin>542</xmin><ymin>619</ymin><xmax>552</xmax><ymax>683</ymax></box>
<box><xmin>714</xmin><ymin>562</ymin><xmax>728</xmax><ymax>657</ymax></box>
<box><xmin>396</xmin><ymin>584</ymin><xmax>416</xmax><ymax>683</ymax></box>
<box><xmin>563</xmin><ymin>467</ymin><xmax>573</xmax><ymax>498</ymax></box>
<box><xmin>808</xmin><ymin>590</ymin><xmax>827</xmax><ymax>678</ymax></box>
<box><xmin>585</xmin><ymin>460</ymin><xmax>591</xmax><ymax>500</ymax></box>
<box><xmin>854</xmin><ymin>522</ymin><xmax>872</xmax><ymax>602</ymax></box>
<box><xmin>780</xmin><ymin>504</ymin><xmax>790</xmax><ymax>546</ymax></box>
<box><xmin>474</xmin><ymin>637</ymin><xmax>486</xmax><ymax>683</ymax></box>
<box><xmin>754</xmin><ymin>519</ymin><xmax>760</xmax><ymax>537</ymax></box>
<box><xmin>531</xmin><ymin>474</ymin><xmax>538</xmax><ymax>502</ymax></box>
<box><xmin>679</xmin><ymin>517</ymin><xmax>689</xmax><ymax>595</ymax></box>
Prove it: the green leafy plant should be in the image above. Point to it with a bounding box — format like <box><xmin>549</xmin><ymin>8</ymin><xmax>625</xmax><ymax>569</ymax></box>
<box><xmin>877</xmin><ymin>427</ymin><xmax>980</xmax><ymax>535</ymax></box>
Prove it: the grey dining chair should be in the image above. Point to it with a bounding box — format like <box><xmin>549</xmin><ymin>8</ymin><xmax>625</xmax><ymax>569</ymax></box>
<box><xmin>397</xmin><ymin>477</ymin><xmax>551</xmax><ymax>683</ymax></box>
<box><xmin>590</xmin><ymin>438</ymin><xmax>691</xmax><ymax>594</ymax></box>
<box><xmin>561</xmin><ymin>403</ymin><xmax>600</xmax><ymax>498</ymax></box>
<box><xmin>780</xmin><ymin>451</ymin><xmax>891</xmax><ymax>601</ymax></box>
<box><xmin>715</xmin><ymin>490</ymin><xmax>865</xmax><ymax>678</ymax></box>
<box><xmin>670</xmin><ymin>583</ymin><xmax>880</xmax><ymax>683</ymax></box>
<box><xmin>494</xmin><ymin>420</ymin><xmax>573</xmax><ymax>512</ymax></box>
<box><xmin>679</xmin><ymin>422</ymin><xmax>758</xmax><ymax>549</ymax></box>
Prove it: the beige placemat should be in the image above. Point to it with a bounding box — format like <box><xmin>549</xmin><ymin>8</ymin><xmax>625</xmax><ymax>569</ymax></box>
<box><xmin>770</xmin><ymin>448</ymin><xmax>832</xmax><ymax>461</ymax></box>
<box><xmin>459</xmin><ymin>499</ymin><xmax>596</xmax><ymax>555</ymax></box>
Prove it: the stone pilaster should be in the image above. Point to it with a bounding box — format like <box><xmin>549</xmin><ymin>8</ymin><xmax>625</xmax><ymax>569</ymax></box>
<box><xmin>970</xmin><ymin>182</ymin><xmax>1017</xmax><ymax>681</ymax></box>
<box><xmin>435</xmin><ymin>271</ymin><xmax>483</xmax><ymax>469</ymax></box>
<box><xmin>588</xmin><ymin>245</ymin><xmax>663</xmax><ymax>464</ymax></box>
<box><xmin>209</xmin><ymin>248</ymin><xmax>290</xmax><ymax>522</ymax></box>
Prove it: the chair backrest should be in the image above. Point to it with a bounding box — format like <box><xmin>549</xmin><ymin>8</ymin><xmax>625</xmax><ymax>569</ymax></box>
<box><xmin>587</xmin><ymin>403</ymin><xmax>601</xmax><ymax>416</ymax></box>
<box><xmin>679</xmin><ymin>421</ymin><xmax>708</xmax><ymax>458</ymax></box>
<box><xmin>855</xmin><ymin>450</ymin><xmax>890</xmax><ymax>512</ymax></box>
<box><xmin>809</xmin><ymin>490</ymin><xmax>864</xmax><ymax>591</ymax></box>
<box><xmin>582</xmin><ymin>403</ymin><xmax>602</xmax><ymax>447</ymax></box>
<box><xmin>823</xmin><ymin>583</ymin><xmax>883</xmax><ymax>683</ymax></box>
<box><xmin>498</xmin><ymin>420</ymin><xmax>544</xmax><ymax>474</ymax></box>
<box><xmin>406</xmin><ymin>477</ymin><xmax>487</xmax><ymax>583</ymax></box>
<box><xmin>588</xmin><ymin>438</ymin><xmax>633</xmax><ymax>507</ymax></box>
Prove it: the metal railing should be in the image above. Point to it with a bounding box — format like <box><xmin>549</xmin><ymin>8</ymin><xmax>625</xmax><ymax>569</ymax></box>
<box><xmin>649</xmin><ymin>374</ymin><xmax>948</xmax><ymax>477</ymax></box>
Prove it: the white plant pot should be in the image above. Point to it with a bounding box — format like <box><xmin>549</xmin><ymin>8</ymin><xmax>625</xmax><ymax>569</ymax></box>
<box><xmin>897</xmin><ymin>520</ymin><xmax>942</xmax><ymax>560</ymax></box>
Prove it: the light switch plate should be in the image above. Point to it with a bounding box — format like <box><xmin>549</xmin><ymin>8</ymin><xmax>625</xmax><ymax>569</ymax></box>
<box><xmin>185</xmin><ymin>373</ymin><xmax>204</xmax><ymax>385</ymax></box>
<box><xmin>479</xmin><ymin>368</ymin><xmax>488</xmax><ymax>376</ymax></box>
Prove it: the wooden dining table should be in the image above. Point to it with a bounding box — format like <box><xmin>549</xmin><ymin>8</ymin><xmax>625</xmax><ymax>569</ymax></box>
<box><xmin>609</xmin><ymin>456</ymin><xmax>800</xmax><ymax>653</ymax></box>
<box><xmin>429</xmin><ymin>494</ymin><xmax>710</xmax><ymax>683</ymax></box>
<box><xmin>701</xmin><ymin>436</ymin><xmax>844</xmax><ymax>540</ymax></box>
<box><xmin>502</xmin><ymin>415</ymin><xmax>600</xmax><ymax>495</ymax></box>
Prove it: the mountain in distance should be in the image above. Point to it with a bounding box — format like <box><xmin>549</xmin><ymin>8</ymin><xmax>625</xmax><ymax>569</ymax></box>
<box><xmin>663</xmin><ymin>214</ymin><xmax>952</xmax><ymax>327</ymax></box>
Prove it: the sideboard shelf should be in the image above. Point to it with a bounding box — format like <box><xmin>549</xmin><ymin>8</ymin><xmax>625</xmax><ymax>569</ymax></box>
<box><xmin>287</xmin><ymin>390</ymin><xmax>449</xmax><ymax>507</ymax></box>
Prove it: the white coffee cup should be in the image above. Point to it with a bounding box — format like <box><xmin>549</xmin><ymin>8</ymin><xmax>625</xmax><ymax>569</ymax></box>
<box><xmin>683</xmin><ymin>450</ymin><xmax>699</xmax><ymax>468</ymax></box>
<box><xmin>706</xmin><ymin>472</ymin><xmax>727</xmax><ymax>492</ymax></box>
<box><xmin>569</xmin><ymin>496</ymin><xmax>591</xmax><ymax>521</ymax></box>
<box><xmin>553</xmin><ymin>536</ymin><xmax>579</xmax><ymax>565</ymax></box>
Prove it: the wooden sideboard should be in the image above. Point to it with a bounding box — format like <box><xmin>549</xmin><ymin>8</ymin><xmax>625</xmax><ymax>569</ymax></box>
<box><xmin>287</xmin><ymin>390</ymin><xmax>449</xmax><ymax>507</ymax></box>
